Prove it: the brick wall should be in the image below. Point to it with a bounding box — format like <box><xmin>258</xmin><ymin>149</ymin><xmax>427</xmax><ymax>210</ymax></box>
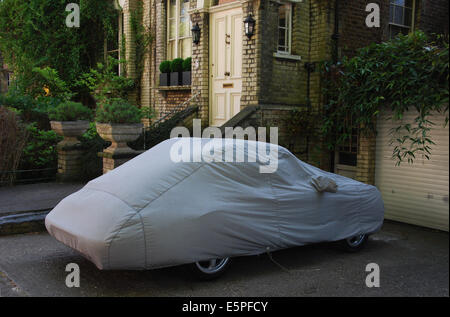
<box><xmin>190</xmin><ymin>3</ymin><xmax>210</xmax><ymax>125</ymax></box>
<box><xmin>158</xmin><ymin>89</ymin><xmax>192</xmax><ymax>116</ymax></box>
<box><xmin>415</xmin><ymin>0</ymin><xmax>449</xmax><ymax>36</ymax></box>
<box><xmin>240</xmin><ymin>0</ymin><xmax>261</xmax><ymax>108</ymax></box>
<box><xmin>133</xmin><ymin>0</ymin><xmax>194</xmax><ymax>124</ymax></box>
<box><xmin>258</xmin><ymin>1</ymin><xmax>307</xmax><ymax>106</ymax></box>
<box><xmin>339</xmin><ymin>0</ymin><xmax>389</xmax><ymax>58</ymax></box>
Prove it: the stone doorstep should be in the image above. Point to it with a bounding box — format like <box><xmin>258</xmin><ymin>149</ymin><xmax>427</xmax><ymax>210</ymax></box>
<box><xmin>0</xmin><ymin>210</ymin><xmax>49</xmax><ymax>236</ymax></box>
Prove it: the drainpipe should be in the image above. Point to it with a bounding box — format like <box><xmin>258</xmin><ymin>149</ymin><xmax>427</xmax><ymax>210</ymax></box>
<box><xmin>329</xmin><ymin>0</ymin><xmax>340</xmax><ymax>172</ymax></box>
<box><xmin>332</xmin><ymin>0</ymin><xmax>340</xmax><ymax>64</ymax></box>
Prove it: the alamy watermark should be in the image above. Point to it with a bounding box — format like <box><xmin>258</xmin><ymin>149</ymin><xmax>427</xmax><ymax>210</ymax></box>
<box><xmin>65</xmin><ymin>3</ymin><xmax>80</xmax><ymax>28</ymax></box>
<box><xmin>65</xmin><ymin>263</ymin><xmax>80</xmax><ymax>288</ymax></box>
<box><xmin>169</xmin><ymin>119</ymin><xmax>279</xmax><ymax>173</ymax></box>
<box><xmin>365</xmin><ymin>263</ymin><xmax>380</xmax><ymax>288</ymax></box>
<box><xmin>365</xmin><ymin>3</ymin><xmax>380</xmax><ymax>28</ymax></box>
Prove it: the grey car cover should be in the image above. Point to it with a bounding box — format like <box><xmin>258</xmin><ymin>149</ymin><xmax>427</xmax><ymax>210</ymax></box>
<box><xmin>45</xmin><ymin>138</ymin><xmax>384</xmax><ymax>270</ymax></box>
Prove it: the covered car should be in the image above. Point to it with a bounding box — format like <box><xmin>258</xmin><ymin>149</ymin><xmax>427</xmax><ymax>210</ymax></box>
<box><xmin>45</xmin><ymin>138</ymin><xmax>384</xmax><ymax>278</ymax></box>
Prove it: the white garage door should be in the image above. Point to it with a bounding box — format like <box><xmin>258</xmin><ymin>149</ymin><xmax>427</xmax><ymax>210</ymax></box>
<box><xmin>375</xmin><ymin>111</ymin><xmax>449</xmax><ymax>231</ymax></box>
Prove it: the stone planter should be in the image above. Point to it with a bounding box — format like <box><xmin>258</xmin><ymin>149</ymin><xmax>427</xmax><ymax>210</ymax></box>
<box><xmin>50</xmin><ymin>120</ymin><xmax>90</xmax><ymax>147</ymax></box>
<box><xmin>96</xmin><ymin>122</ymin><xmax>143</xmax><ymax>155</ymax></box>
<box><xmin>50</xmin><ymin>121</ymin><xmax>90</xmax><ymax>181</ymax></box>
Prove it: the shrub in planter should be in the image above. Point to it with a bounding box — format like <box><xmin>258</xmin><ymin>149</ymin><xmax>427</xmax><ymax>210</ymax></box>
<box><xmin>48</xmin><ymin>101</ymin><xmax>92</xmax><ymax>147</ymax></box>
<box><xmin>95</xmin><ymin>98</ymin><xmax>145</xmax><ymax>155</ymax></box>
<box><xmin>170</xmin><ymin>58</ymin><xmax>183</xmax><ymax>86</ymax></box>
<box><xmin>0</xmin><ymin>93</ymin><xmax>60</xmax><ymax>130</ymax></box>
<box><xmin>48</xmin><ymin>101</ymin><xmax>92</xmax><ymax>122</ymax></box>
<box><xmin>182</xmin><ymin>57</ymin><xmax>192</xmax><ymax>86</ymax></box>
<box><xmin>159</xmin><ymin>60</ymin><xmax>171</xmax><ymax>86</ymax></box>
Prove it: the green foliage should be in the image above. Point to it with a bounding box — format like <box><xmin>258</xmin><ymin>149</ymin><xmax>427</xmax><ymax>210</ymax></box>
<box><xmin>129</xmin><ymin>3</ymin><xmax>153</xmax><ymax>105</ymax></box>
<box><xmin>170</xmin><ymin>58</ymin><xmax>184</xmax><ymax>72</ymax></box>
<box><xmin>0</xmin><ymin>92</ymin><xmax>61</xmax><ymax>129</ymax></box>
<box><xmin>159</xmin><ymin>61</ymin><xmax>171</xmax><ymax>73</ymax></box>
<box><xmin>321</xmin><ymin>31</ymin><xmax>449</xmax><ymax>165</ymax></box>
<box><xmin>0</xmin><ymin>0</ymin><xmax>118</xmax><ymax>98</ymax></box>
<box><xmin>32</xmin><ymin>66</ymin><xmax>74</xmax><ymax>100</ymax></box>
<box><xmin>48</xmin><ymin>101</ymin><xmax>93</xmax><ymax>121</ymax></box>
<box><xmin>74</xmin><ymin>57</ymin><xmax>135</xmax><ymax>103</ymax></box>
<box><xmin>182</xmin><ymin>57</ymin><xmax>192</xmax><ymax>72</ymax></box>
<box><xmin>19</xmin><ymin>123</ymin><xmax>62</xmax><ymax>170</ymax></box>
<box><xmin>78</xmin><ymin>122</ymin><xmax>108</xmax><ymax>181</ymax></box>
<box><xmin>95</xmin><ymin>98</ymin><xmax>154</xmax><ymax>124</ymax></box>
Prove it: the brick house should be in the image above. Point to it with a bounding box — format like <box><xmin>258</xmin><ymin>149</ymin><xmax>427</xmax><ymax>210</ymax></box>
<box><xmin>118</xmin><ymin>0</ymin><xmax>449</xmax><ymax>230</ymax></box>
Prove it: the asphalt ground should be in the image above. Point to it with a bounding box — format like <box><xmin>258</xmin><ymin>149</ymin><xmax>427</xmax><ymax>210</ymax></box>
<box><xmin>0</xmin><ymin>220</ymin><xmax>447</xmax><ymax>297</ymax></box>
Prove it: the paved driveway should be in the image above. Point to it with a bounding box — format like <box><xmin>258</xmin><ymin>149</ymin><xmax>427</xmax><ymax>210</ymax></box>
<box><xmin>0</xmin><ymin>221</ymin><xmax>448</xmax><ymax>297</ymax></box>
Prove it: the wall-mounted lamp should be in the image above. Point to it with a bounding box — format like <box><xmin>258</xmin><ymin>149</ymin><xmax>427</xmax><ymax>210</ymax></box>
<box><xmin>191</xmin><ymin>23</ymin><xmax>201</xmax><ymax>45</ymax></box>
<box><xmin>244</xmin><ymin>14</ymin><xmax>255</xmax><ymax>39</ymax></box>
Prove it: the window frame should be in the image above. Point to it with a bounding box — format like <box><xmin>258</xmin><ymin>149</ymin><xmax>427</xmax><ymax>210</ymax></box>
<box><xmin>277</xmin><ymin>3</ymin><xmax>292</xmax><ymax>55</ymax></box>
<box><xmin>389</xmin><ymin>0</ymin><xmax>416</xmax><ymax>39</ymax></box>
<box><xmin>167</xmin><ymin>0</ymin><xmax>192</xmax><ymax>60</ymax></box>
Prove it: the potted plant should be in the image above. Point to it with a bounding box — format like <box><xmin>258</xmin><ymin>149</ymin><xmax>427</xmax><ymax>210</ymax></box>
<box><xmin>95</xmin><ymin>98</ymin><xmax>144</xmax><ymax>155</ymax></box>
<box><xmin>170</xmin><ymin>58</ymin><xmax>183</xmax><ymax>86</ymax></box>
<box><xmin>159</xmin><ymin>60</ymin><xmax>171</xmax><ymax>86</ymax></box>
<box><xmin>182</xmin><ymin>57</ymin><xmax>192</xmax><ymax>86</ymax></box>
<box><xmin>49</xmin><ymin>101</ymin><xmax>92</xmax><ymax>147</ymax></box>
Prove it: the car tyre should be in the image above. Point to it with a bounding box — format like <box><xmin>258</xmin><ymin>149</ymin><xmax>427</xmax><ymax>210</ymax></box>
<box><xmin>190</xmin><ymin>258</ymin><xmax>232</xmax><ymax>281</ymax></box>
<box><xmin>339</xmin><ymin>234</ymin><xmax>368</xmax><ymax>252</ymax></box>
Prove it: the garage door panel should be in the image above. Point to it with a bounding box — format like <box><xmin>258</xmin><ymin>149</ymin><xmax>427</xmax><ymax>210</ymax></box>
<box><xmin>375</xmin><ymin>111</ymin><xmax>449</xmax><ymax>231</ymax></box>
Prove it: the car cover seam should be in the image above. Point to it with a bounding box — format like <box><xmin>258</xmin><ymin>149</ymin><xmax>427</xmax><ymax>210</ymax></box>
<box><xmin>266</xmin><ymin>172</ymin><xmax>283</xmax><ymax>246</ymax></box>
<box><xmin>83</xmin><ymin>186</ymin><xmax>139</xmax><ymax>211</ymax></box>
<box><xmin>138</xmin><ymin>212</ymin><xmax>148</xmax><ymax>268</ymax></box>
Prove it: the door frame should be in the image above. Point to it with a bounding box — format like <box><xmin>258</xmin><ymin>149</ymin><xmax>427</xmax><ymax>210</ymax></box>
<box><xmin>208</xmin><ymin>1</ymin><xmax>243</xmax><ymax>126</ymax></box>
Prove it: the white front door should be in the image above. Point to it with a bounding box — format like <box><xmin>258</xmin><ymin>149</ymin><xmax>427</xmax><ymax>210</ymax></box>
<box><xmin>210</xmin><ymin>6</ymin><xmax>243</xmax><ymax>127</ymax></box>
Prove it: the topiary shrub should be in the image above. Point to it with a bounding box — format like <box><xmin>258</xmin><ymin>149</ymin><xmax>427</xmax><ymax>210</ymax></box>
<box><xmin>182</xmin><ymin>57</ymin><xmax>192</xmax><ymax>72</ymax></box>
<box><xmin>159</xmin><ymin>60</ymin><xmax>171</xmax><ymax>73</ymax></box>
<box><xmin>48</xmin><ymin>101</ymin><xmax>92</xmax><ymax>121</ymax></box>
<box><xmin>95</xmin><ymin>98</ymin><xmax>144</xmax><ymax>124</ymax></box>
<box><xmin>170</xmin><ymin>58</ymin><xmax>184</xmax><ymax>73</ymax></box>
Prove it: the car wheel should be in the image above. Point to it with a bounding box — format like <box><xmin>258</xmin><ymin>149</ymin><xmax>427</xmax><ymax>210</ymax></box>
<box><xmin>339</xmin><ymin>234</ymin><xmax>368</xmax><ymax>252</ymax></box>
<box><xmin>190</xmin><ymin>258</ymin><xmax>231</xmax><ymax>280</ymax></box>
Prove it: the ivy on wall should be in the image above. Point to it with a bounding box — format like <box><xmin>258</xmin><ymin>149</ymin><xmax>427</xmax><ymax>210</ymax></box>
<box><xmin>0</xmin><ymin>0</ymin><xmax>118</xmax><ymax>99</ymax></box>
<box><xmin>321</xmin><ymin>31</ymin><xmax>449</xmax><ymax>165</ymax></box>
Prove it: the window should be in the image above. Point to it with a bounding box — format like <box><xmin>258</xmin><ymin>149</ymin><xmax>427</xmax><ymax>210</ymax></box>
<box><xmin>277</xmin><ymin>3</ymin><xmax>292</xmax><ymax>54</ymax></box>
<box><xmin>389</xmin><ymin>0</ymin><xmax>415</xmax><ymax>39</ymax></box>
<box><xmin>167</xmin><ymin>0</ymin><xmax>191</xmax><ymax>60</ymax></box>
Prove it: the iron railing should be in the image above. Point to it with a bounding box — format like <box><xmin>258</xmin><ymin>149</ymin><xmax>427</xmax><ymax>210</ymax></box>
<box><xmin>0</xmin><ymin>167</ymin><xmax>57</xmax><ymax>186</ymax></box>
<box><xmin>136</xmin><ymin>91</ymin><xmax>200</xmax><ymax>151</ymax></box>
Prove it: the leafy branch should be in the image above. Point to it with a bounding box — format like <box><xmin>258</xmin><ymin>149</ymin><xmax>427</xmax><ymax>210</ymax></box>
<box><xmin>321</xmin><ymin>31</ymin><xmax>449</xmax><ymax>165</ymax></box>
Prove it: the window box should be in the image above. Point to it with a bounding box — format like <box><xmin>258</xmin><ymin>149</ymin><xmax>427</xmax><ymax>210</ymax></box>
<box><xmin>170</xmin><ymin>71</ymin><xmax>182</xmax><ymax>86</ymax></box>
<box><xmin>182</xmin><ymin>71</ymin><xmax>191</xmax><ymax>86</ymax></box>
<box><xmin>160</xmin><ymin>73</ymin><xmax>170</xmax><ymax>86</ymax></box>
